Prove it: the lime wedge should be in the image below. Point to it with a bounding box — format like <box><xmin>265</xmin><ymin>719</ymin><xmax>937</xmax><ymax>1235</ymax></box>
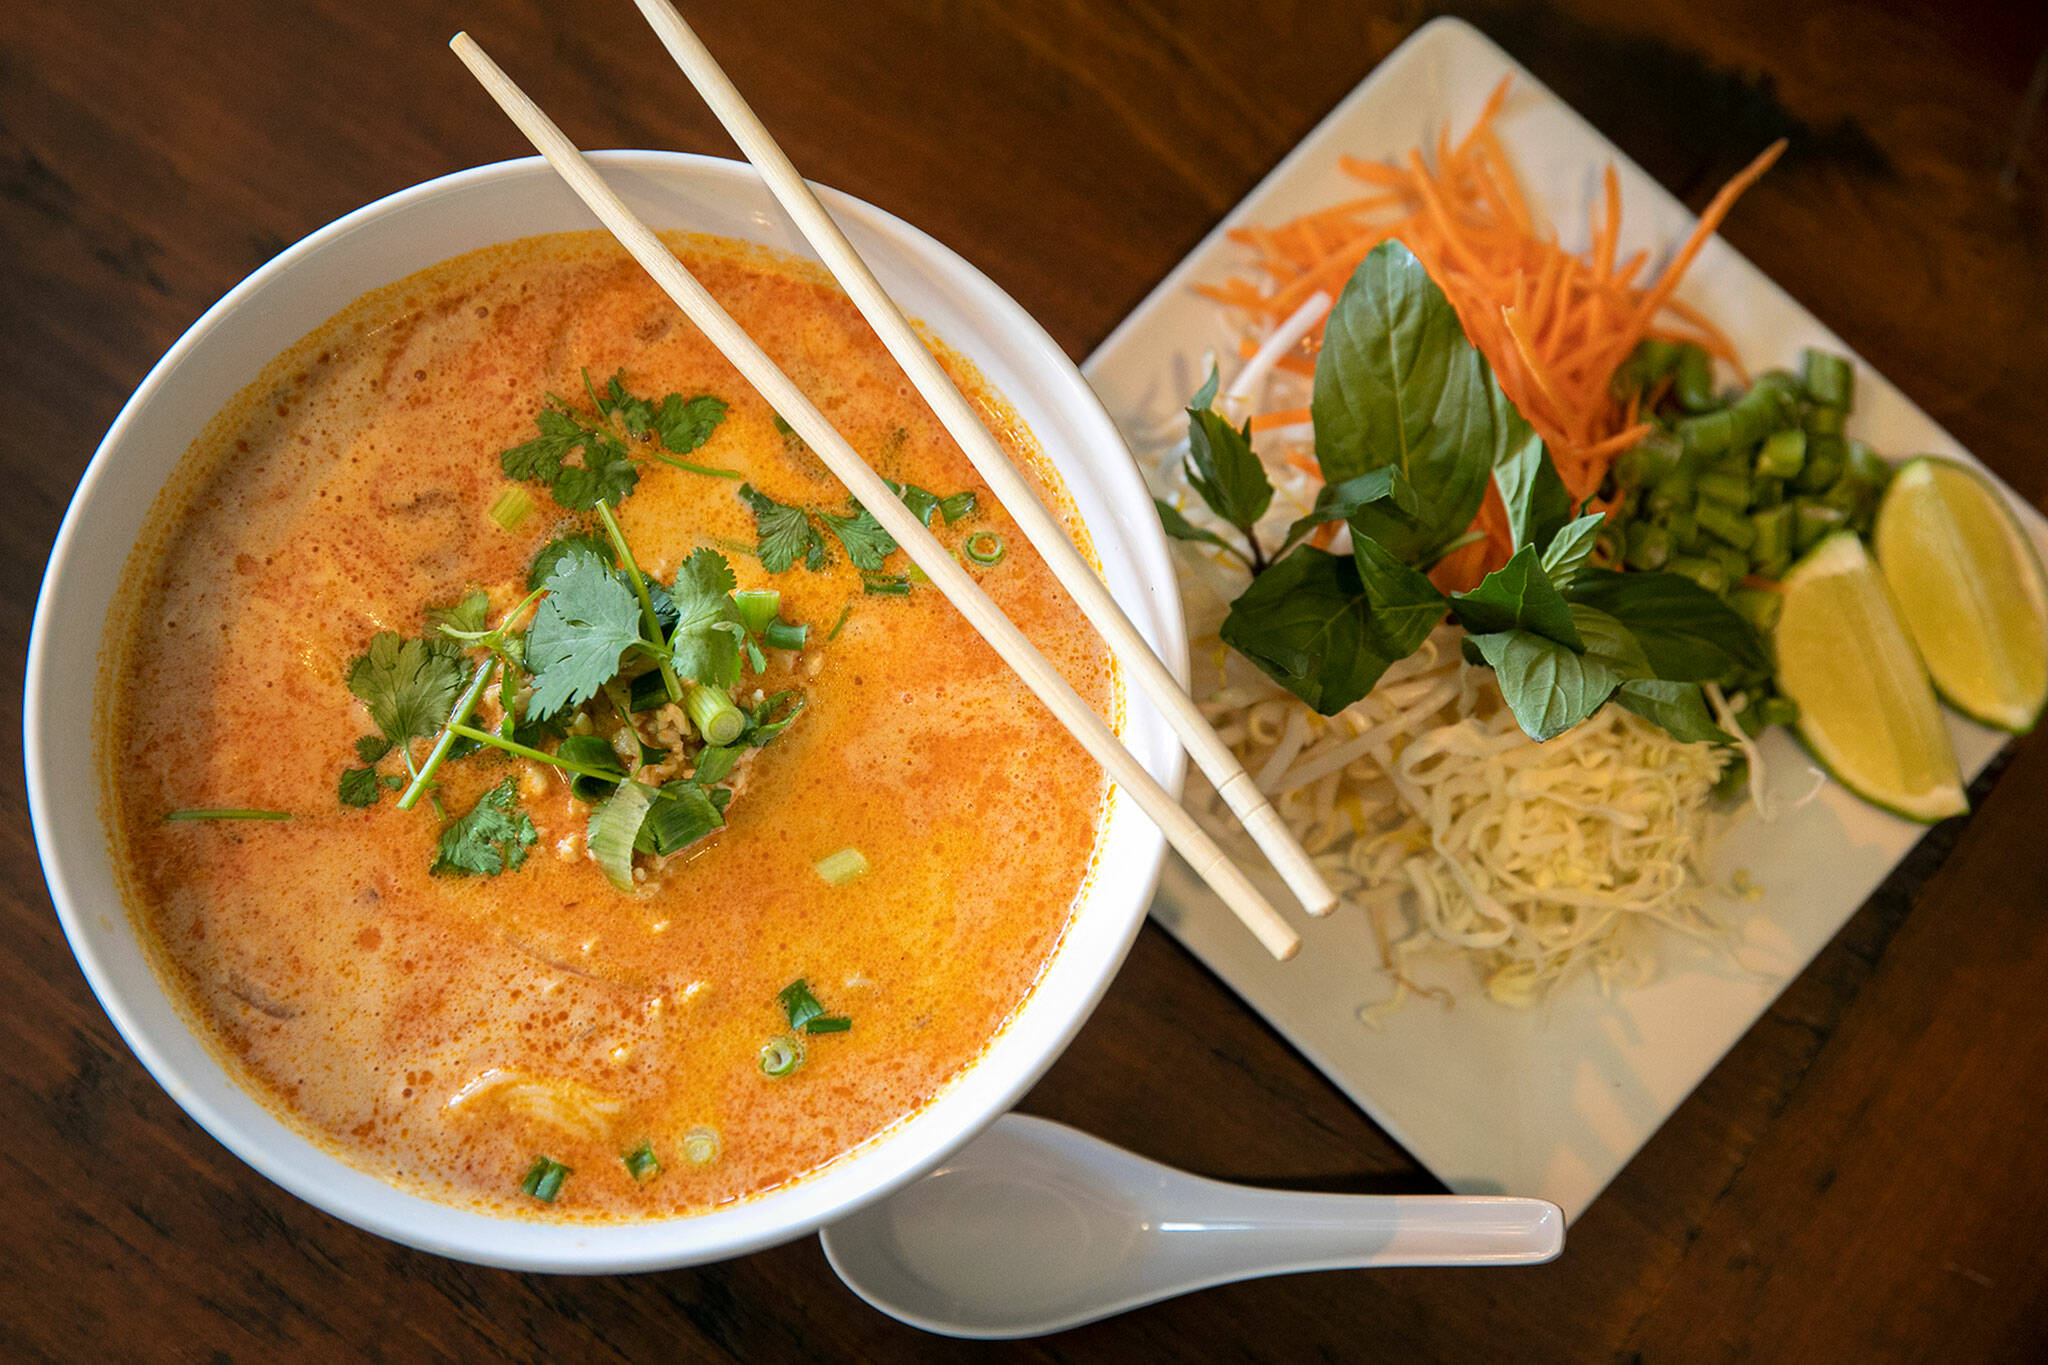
<box><xmin>1775</xmin><ymin>532</ymin><xmax>1966</xmax><ymax>822</ymax></box>
<box><xmin>1873</xmin><ymin>457</ymin><xmax>2048</xmax><ymax>733</ymax></box>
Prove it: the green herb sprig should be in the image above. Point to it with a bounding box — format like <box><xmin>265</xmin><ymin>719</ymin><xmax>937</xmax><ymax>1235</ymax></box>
<box><xmin>1163</xmin><ymin>239</ymin><xmax>1765</xmax><ymax>744</ymax></box>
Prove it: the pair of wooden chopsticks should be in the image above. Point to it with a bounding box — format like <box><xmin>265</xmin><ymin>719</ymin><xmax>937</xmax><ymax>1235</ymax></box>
<box><xmin>450</xmin><ymin>4</ymin><xmax>1335</xmax><ymax>961</ymax></box>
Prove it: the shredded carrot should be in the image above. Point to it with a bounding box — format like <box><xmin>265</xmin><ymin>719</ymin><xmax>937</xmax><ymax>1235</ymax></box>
<box><xmin>1202</xmin><ymin>77</ymin><xmax>1779</xmax><ymax>589</ymax></box>
<box><xmin>1250</xmin><ymin>406</ymin><xmax>1313</xmax><ymax>433</ymax></box>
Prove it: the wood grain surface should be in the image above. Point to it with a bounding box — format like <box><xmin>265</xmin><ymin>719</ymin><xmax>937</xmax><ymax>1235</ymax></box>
<box><xmin>6</xmin><ymin>1</ymin><xmax>2047</xmax><ymax>1359</ymax></box>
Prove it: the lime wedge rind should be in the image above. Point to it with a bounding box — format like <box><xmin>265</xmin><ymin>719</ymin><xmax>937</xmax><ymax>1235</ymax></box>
<box><xmin>1874</xmin><ymin>457</ymin><xmax>2048</xmax><ymax>736</ymax></box>
<box><xmin>1775</xmin><ymin>532</ymin><xmax>1967</xmax><ymax>824</ymax></box>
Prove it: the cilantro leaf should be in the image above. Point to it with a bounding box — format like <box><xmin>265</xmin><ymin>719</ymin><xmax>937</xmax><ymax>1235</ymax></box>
<box><xmin>524</xmin><ymin>555</ymin><xmax>647</xmax><ymax>720</ymax></box>
<box><xmin>817</xmin><ymin>502</ymin><xmax>897</xmax><ymax>571</ymax></box>
<box><xmin>354</xmin><ymin>735</ymin><xmax>392</xmax><ymax>765</ymax></box>
<box><xmin>338</xmin><ymin>767</ymin><xmax>383</xmax><ymax>808</ymax></box>
<box><xmin>426</xmin><ymin>590</ymin><xmax>492</xmax><ymax>638</ymax></box>
<box><xmin>347</xmin><ymin>632</ymin><xmax>467</xmax><ymax>744</ymax></box>
<box><xmin>739</xmin><ymin>484</ymin><xmax>827</xmax><ymax>573</ymax></box>
<box><xmin>526</xmin><ymin>532</ymin><xmax>613</xmax><ymax>591</ymax></box>
<box><xmin>501</xmin><ymin>404</ymin><xmax>639</xmax><ymax>510</ymax></box>
<box><xmin>665</xmin><ymin>548</ymin><xmax>744</xmax><ymax>689</ymax></box>
<box><xmin>594</xmin><ymin>370</ymin><xmax>658</xmax><ymax>436</ymax></box>
<box><xmin>651</xmin><ymin>393</ymin><xmax>729</xmax><ymax>455</ymax></box>
<box><xmin>431</xmin><ymin>777</ymin><xmax>537</xmax><ymax>876</ymax></box>
<box><xmin>1447</xmin><ymin>544</ymin><xmax>1583</xmax><ymax>649</ymax></box>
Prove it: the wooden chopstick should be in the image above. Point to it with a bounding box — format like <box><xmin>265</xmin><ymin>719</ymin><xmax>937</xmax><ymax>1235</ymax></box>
<box><xmin>448</xmin><ymin>33</ymin><xmax>1301</xmax><ymax>962</ymax></box>
<box><xmin>627</xmin><ymin>0</ymin><xmax>1338</xmax><ymax>920</ymax></box>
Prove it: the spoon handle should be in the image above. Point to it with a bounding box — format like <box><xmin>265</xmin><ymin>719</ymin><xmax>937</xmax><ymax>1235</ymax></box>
<box><xmin>1160</xmin><ymin>1190</ymin><xmax>1563</xmax><ymax>1271</ymax></box>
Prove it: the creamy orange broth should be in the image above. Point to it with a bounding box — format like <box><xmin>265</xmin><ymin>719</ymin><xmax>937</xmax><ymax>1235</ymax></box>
<box><xmin>100</xmin><ymin>232</ymin><xmax>1115</xmax><ymax>1220</ymax></box>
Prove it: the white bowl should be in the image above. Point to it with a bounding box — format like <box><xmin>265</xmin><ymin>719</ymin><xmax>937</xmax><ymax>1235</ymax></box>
<box><xmin>24</xmin><ymin>153</ymin><xmax>1187</xmax><ymax>1273</ymax></box>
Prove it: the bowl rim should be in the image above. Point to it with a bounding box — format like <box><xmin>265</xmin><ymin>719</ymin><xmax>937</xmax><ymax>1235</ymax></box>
<box><xmin>24</xmin><ymin>150</ymin><xmax>1189</xmax><ymax>1271</ymax></box>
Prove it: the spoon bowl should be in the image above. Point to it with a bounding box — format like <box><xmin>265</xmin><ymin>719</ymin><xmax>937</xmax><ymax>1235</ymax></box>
<box><xmin>820</xmin><ymin>1114</ymin><xmax>1564</xmax><ymax>1338</ymax></box>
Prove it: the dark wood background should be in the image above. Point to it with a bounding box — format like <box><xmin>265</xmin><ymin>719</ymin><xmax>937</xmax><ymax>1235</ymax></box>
<box><xmin>7</xmin><ymin>1</ymin><xmax>2048</xmax><ymax>1359</ymax></box>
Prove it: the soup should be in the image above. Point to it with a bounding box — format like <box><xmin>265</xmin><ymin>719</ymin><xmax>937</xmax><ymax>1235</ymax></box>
<box><xmin>100</xmin><ymin>232</ymin><xmax>1116</xmax><ymax>1221</ymax></box>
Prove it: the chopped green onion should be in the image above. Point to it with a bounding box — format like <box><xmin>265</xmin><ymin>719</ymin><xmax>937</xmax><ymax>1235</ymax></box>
<box><xmin>1804</xmin><ymin>405</ymin><xmax>1846</xmax><ymax>438</ymax></box>
<box><xmin>1756</xmin><ymin>429</ymin><xmax>1807</xmax><ymax>481</ymax></box>
<box><xmin>649</xmin><ymin>452</ymin><xmax>744</xmax><ymax>479</ymax></box>
<box><xmin>520</xmin><ymin>1155</ymin><xmax>571</xmax><ymax>1202</ymax></box>
<box><xmin>161</xmin><ymin>809</ymin><xmax>293</xmax><ymax>822</ymax></box>
<box><xmin>681</xmin><ymin>1126</ymin><xmax>720</xmax><ymax>1164</ymax></box>
<box><xmin>825</xmin><ymin>602</ymin><xmax>853</xmax><ymax>642</ymax></box>
<box><xmin>779</xmin><ymin>979</ymin><xmax>825</xmax><ymax>1031</ymax></box>
<box><xmin>904</xmin><ymin>562</ymin><xmax>930</xmax><ymax>584</ymax></box>
<box><xmin>815</xmin><ymin>847</ymin><xmax>869</xmax><ymax>885</ymax></box>
<box><xmin>1673</xmin><ymin>343</ymin><xmax>1717</xmax><ymax>413</ymax></box>
<box><xmin>937</xmin><ymin>490</ymin><xmax>978</xmax><ymax>524</ymax></box>
<box><xmin>1801</xmin><ymin>349</ymin><xmax>1854</xmax><ymax>409</ymax></box>
<box><xmin>1695</xmin><ymin>501</ymin><xmax>1755</xmax><ymax>551</ymax></box>
<box><xmin>488</xmin><ymin>486</ymin><xmax>536</xmax><ymax>533</ymax></box>
<box><xmin>861</xmin><ymin>574</ymin><xmax>911</xmax><ymax>596</ymax></box>
<box><xmin>963</xmin><ymin>531</ymin><xmax>1006</xmax><ymax>565</ymax></box>
<box><xmin>758</xmin><ymin>1035</ymin><xmax>804</xmax><ymax>1077</ymax></box>
<box><xmin>1623</xmin><ymin>521</ymin><xmax>1671</xmax><ymax>571</ymax></box>
<box><xmin>804</xmin><ymin>1015</ymin><xmax>852</xmax><ymax>1034</ymax></box>
<box><xmin>1728</xmin><ymin>586</ymin><xmax>1784</xmax><ymax>634</ymax></box>
<box><xmin>559</xmin><ymin>734</ymin><xmax>626</xmax><ymax>803</ymax></box>
<box><xmin>733</xmin><ymin>589</ymin><xmax>781</xmax><ymax>636</ymax></box>
<box><xmin>588</xmin><ymin>780</ymin><xmax>657</xmax><ymax>891</ymax></box>
<box><xmin>683</xmin><ymin>683</ymin><xmax>744</xmax><ymax>747</ymax></box>
<box><xmin>763</xmin><ymin>619</ymin><xmax>808</xmax><ymax>651</ymax></box>
<box><xmin>623</xmin><ymin>1141</ymin><xmax>661</xmax><ymax>1182</ymax></box>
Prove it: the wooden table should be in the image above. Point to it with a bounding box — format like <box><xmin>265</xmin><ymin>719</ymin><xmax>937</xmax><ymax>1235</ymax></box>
<box><xmin>7</xmin><ymin>1</ymin><xmax>2047</xmax><ymax>1358</ymax></box>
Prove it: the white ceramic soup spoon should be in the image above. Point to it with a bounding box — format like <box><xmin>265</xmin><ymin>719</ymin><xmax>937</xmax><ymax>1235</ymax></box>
<box><xmin>819</xmin><ymin>1113</ymin><xmax>1564</xmax><ymax>1338</ymax></box>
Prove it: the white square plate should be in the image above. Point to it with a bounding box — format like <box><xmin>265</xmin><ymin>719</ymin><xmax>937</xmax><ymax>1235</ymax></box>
<box><xmin>1082</xmin><ymin>15</ymin><xmax>2048</xmax><ymax>1220</ymax></box>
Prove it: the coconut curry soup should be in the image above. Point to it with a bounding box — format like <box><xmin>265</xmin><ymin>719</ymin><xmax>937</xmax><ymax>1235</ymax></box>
<box><xmin>100</xmin><ymin>232</ymin><xmax>1116</xmax><ymax>1221</ymax></box>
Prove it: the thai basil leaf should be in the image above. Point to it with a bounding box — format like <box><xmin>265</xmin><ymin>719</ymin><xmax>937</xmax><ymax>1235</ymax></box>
<box><xmin>1447</xmin><ymin>544</ymin><xmax>1582</xmax><ymax>649</ymax></box>
<box><xmin>1614</xmin><ymin>679</ymin><xmax>1731</xmax><ymax>744</ymax></box>
<box><xmin>1311</xmin><ymin>240</ymin><xmax>1534</xmax><ymax>560</ymax></box>
<box><xmin>1540</xmin><ymin>513</ymin><xmax>1606</xmax><ymax>590</ymax></box>
<box><xmin>1350</xmin><ymin>532</ymin><xmax>1448</xmax><ymax>659</ymax></box>
<box><xmin>1277</xmin><ymin>467</ymin><xmax>1420</xmax><ymax>556</ymax></box>
<box><xmin>1493</xmin><ymin>432</ymin><xmax>1573</xmax><ymax>553</ymax></box>
<box><xmin>1153</xmin><ymin>498</ymin><xmax>1243</xmax><ymax>561</ymax></box>
<box><xmin>1183</xmin><ymin>405</ymin><xmax>1273</xmax><ymax>535</ymax></box>
<box><xmin>1470</xmin><ymin>629</ymin><xmax>1620</xmax><ymax>741</ymax></box>
<box><xmin>1220</xmin><ymin>547</ymin><xmax>1397</xmax><ymax>714</ymax></box>
<box><xmin>1565</xmin><ymin>568</ymin><xmax>1769</xmax><ymax>682</ymax></box>
<box><xmin>1570</xmin><ymin>604</ymin><xmax>1653</xmax><ymax>679</ymax></box>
